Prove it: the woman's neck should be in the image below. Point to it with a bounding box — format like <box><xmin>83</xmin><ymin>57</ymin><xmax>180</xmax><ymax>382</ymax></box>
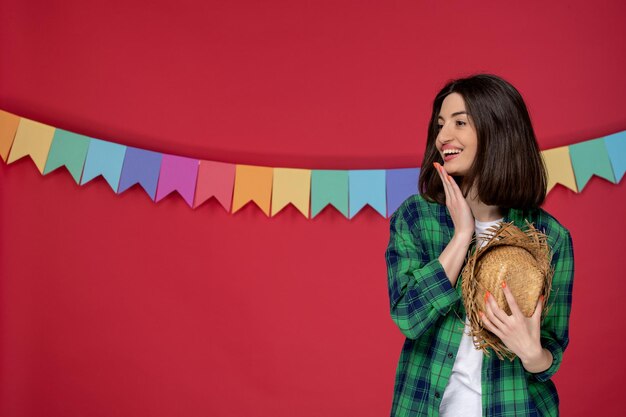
<box><xmin>465</xmin><ymin>185</ymin><xmax>503</xmax><ymax>222</ymax></box>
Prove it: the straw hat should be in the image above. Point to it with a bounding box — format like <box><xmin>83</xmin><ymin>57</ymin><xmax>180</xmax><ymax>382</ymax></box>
<box><xmin>461</xmin><ymin>221</ymin><xmax>554</xmax><ymax>361</ymax></box>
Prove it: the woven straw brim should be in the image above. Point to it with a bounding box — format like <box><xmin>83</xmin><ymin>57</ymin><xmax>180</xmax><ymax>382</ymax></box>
<box><xmin>461</xmin><ymin>221</ymin><xmax>554</xmax><ymax>361</ymax></box>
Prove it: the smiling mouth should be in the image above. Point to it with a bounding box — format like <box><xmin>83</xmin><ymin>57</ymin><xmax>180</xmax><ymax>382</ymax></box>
<box><xmin>442</xmin><ymin>149</ymin><xmax>462</xmax><ymax>161</ymax></box>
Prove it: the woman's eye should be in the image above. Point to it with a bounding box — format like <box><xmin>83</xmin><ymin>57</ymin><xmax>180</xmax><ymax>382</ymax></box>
<box><xmin>436</xmin><ymin>124</ymin><xmax>443</xmax><ymax>130</ymax></box>
<box><xmin>456</xmin><ymin>120</ymin><xmax>466</xmax><ymax>126</ymax></box>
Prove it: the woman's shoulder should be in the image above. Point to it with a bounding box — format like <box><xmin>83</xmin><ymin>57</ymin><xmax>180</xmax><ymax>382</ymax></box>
<box><xmin>510</xmin><ymin>206</ymin><xmax>571</xmax><ymax>247</ymax></box>
<box><xmin>390</xmin><ymin>193</ymin><xmax>445</xmax><ymax>226</ymax></box>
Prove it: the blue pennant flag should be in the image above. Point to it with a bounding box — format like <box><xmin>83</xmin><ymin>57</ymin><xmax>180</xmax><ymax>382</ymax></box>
<box><xmin>349</xmin><ymin>170</ymin><xmax>386</xmax><ymax>218</ymax></box>
<box><xmin>118</xmin><ymin>147</ymin><xmax>163</xmax><ymax>200</ymax></box>
<box><xmin>604</xmin><ymin>131</ymin><xmax>626</xmax><ymax>183</ymax></box>
<box><xmin>386</xmin><ymin>168</ymin><xmax>420</xmax><ymax>216</ymax></box>
<box><xmin>80</xmin><ymin>139</ymin><xmax>127</xmax><ymax>191</ymax></box>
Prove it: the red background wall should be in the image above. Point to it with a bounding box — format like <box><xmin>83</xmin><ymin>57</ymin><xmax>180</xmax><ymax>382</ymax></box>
<box><xmin>1</xmin><ymin>1</ymin><xmax>625</xmax><ymax>416</ymax></box>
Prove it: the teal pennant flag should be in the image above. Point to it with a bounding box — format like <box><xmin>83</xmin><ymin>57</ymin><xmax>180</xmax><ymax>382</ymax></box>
<box><xmin>349</xmin><ymin>170</ymin><xmax>386</xmax><ymax>218</ymax></box>
<box><xmin>311</xmin><ymin>170</ymin><xmax>349</xmax><ymax>218</ymax></box>
<box><xmin>80</xmin><ymin>139</ymin><xmax>127</xmax><ymax>191</ymax></box>
<box><xmin>43</xmin><ymin>129</ymin><xmax>90</xmax><ymax>183</ymax></box>
<box><xmin>569</xmin><ymin>137</ymin><xmax>616</xmax><ymax>191</ymax></box>
<box><xmin>604</xmin><ymin>131</ymin><xmax>626</xmax><ymax>183</ymax></box>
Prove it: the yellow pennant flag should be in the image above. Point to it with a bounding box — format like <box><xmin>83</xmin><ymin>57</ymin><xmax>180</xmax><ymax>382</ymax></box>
<box><xmin>7</xmin><ymin>118</ymin><xmax>55</xmax><ymax>173</ymax></box>
<box><xmin>542</xmin><ymin>147</ymin><xmax>578</xmax><ymax>193</ymax></box>
<box><xmin>232</xmin><ymin>165</ymin><xmax>273</xmax><ymax>216</ymax></box>
<box><xmin>271</xmin><ymin>168</ymin><xmax>311</xmax><ymax>217</ymax></box>
<box><xmin>0</xmin><ymin>110</ymin><xmax>20</xmax><ymax>162</ymax></box>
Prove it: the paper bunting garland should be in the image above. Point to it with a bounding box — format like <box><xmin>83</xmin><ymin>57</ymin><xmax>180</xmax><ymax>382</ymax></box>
<box><xmin>8</xmin><ymin>118</ymin><xmax>55</xmax><ymax>173</ymax></box>
<box><xmin>0</xmin><ymin>108</ymin><xmax>625</xmax><ymax>219</ymax></box>
<box><xmin>271</xmin><ymin>168</ymin><xmax>311</xmax><ymax>217</ymax></box>
<box><xmin>194</xmin><ymin>161</ymin><xmax>235</xmax><ymax>211</ymax></box>
<box><xmin>542</xmin><ymin>147</ymin><xmax>578</xmax><ymax>193</ymax></box>
<box><xmin>81</xmin><ymin>139</ymin><xmax>126</xmax><ymax>191</ymax></box>
<box><xmin>311</xmin><ymin>170</ymin><xmax>349</xmax><ymax>218</ymax></box>
<box><xmin>232</xmin><ymin>165</ymin><xmax>273</xmax><ymax>216</ymax></box>
<box><xmin>118</xmin><ymin>147</ymin><xmax>163</xmax><ymax>199</ymax></box>
<box><xmin>603</xmin><ymin>131</ymin><xmax>626</xmax><ymax>184</ymax></box>
<box><xmin>386</xmin><ymin>168</ymin><xmax>420</xmax><ymax>215</ymax></box>
<box><xmin>349</xmin><ymin>170</ymin><xmax>386</xmax><ymax>218</ymax></box>
<box><xmin>0</xmin><ymin>110</ymin><xmax>20</xmax><ymax>161</ymax></box>
<box><xmin>155</xmin><ymin>155</ymin><xmax>199</xmax><ymax>207</ymax></box>
<box><xmin>569</xmin><ymin>138</ymin><xmax>615</xmax><ymax>191</ymax></box>
<box><xmin>44</xmin><ymin>130</ymin><xmax>91</xmax><ymax>183</ymax></box>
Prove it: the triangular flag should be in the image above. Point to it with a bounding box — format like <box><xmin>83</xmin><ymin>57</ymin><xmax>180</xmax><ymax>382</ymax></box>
<box><xmin>541</xmin><ymin>147</ymin><xmax>577</xmax><ymax>193</ymax></box>
<box><xmin>386</xmin><ymin>168</ymin><xmax>420</xmax><ymax>216</ymax></box>
<box><xmin>310</xmin><ymin>170</ymin><xmax>349</xmax><ymax>218</ymax></box>
<box><xmin>7</xmin><ymin>118</ymin><xmax>55</xmax><ymax>173</ymax></box>
<box><xmin>569</xmin><ymin>138</ymin><xmax>615</xmax><ymax>191</ymax></box>
<box><xmin>232</xmin><ymin>165</ymin><xmax>273</xmax><ymax>216</ymax></box>
<box><xmin>194</xmin><ymin>160</ymin><xmax>236</xmax><ymax>211</ymax></box>
<box><xmin>271</xmin><ymin>168</ymin><xmax>311</xmax><ymax>217</ymax></box>
<box><xmin>43</xmin><ymin>129</ymin><xmax>90</xmax><ymax>183</ymax></box>
<box><xmin>80</xmin><ymin>139</ymin><xmax>127</xmax><ymax>191</ymax></box>
<box><xmin>349</xmin><ymin>170</ymin><xmax>386</xmax><ymax>218</ymax></box>
<box><xmin>155</xmin><ymin>155</ymin><xmax>199</xmax><ymax>207</ymax></box>
<box><xmin>0</xmin><ymin>110</ymin><xmax>20</xmax><ymax>161</ymax></box>
<box><xmin>604</xmin><ymin>131</ymin><xmax>626</xmax><ymax>183</ymax></box>
<box><xmin>118</xmin><ymin>147</ymin><xmax>163</xmax><ymax>200</ymax></box>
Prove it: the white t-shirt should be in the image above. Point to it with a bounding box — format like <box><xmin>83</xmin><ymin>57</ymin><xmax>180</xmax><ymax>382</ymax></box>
<box><xmin>439</xmin><ymin>217</ymin><xmax>503</xmax><ymax>417</ymax></box>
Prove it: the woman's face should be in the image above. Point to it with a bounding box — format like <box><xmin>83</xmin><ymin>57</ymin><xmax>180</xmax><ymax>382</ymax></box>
<box><xmin>435</xmin><ymin>92</ymin><xmax>478</xmax><ymax>176</ymax></box>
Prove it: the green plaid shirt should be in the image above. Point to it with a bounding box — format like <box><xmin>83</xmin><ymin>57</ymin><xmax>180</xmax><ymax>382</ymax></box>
<box><xmin>385</xmin><ymin>194</ymin><xmax>574</xmax><ymax>417</ymax></box>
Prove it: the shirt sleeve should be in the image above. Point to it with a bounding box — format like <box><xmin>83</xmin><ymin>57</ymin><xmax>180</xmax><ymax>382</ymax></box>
<box><xmin>527</xmin><ymin>229</ymin><xmax>575</xmax><ymax>382</ymax></box>
<box><xmin>385</xmin><ymin>202</ymin><xmax>461</xmax><ymax>340</ymax></box>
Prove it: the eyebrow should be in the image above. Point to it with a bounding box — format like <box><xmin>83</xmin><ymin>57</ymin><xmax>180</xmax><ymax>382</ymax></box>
<box><xmin>438</xmin><ymin>111</ymin><xmax>468</xmax><ymax>120</ymax></box>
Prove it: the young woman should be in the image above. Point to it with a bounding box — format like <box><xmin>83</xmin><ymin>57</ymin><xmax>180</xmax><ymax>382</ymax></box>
<box><xmin>385</xmin><ymin>74</ymin><xmax>574</xmax><ymax>417</ymax></box>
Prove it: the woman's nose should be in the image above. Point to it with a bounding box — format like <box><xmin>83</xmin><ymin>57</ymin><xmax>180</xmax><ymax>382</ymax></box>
<box><xmin>438</xmin><ymin>124</ymin><xmax>453</xmax><ymax>143</ymax></box>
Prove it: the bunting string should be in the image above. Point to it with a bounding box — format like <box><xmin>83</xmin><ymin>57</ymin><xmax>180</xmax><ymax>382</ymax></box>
<box><xmin>1</xmin><ymin>109</ymin><xmax>625</xmax><ymax>218</ymax></box>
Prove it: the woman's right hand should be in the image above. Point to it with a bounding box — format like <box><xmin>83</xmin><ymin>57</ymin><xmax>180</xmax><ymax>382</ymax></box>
<box><xmin>434</xmin><ymin>162</ymin><xmax>474</xmax><ymax>240</ymax></box>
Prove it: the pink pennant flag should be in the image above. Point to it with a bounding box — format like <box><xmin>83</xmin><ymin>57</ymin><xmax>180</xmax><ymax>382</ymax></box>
<box><xmin>155</xmin><ymin>154</ymin><xmax>199</xmax><ymax>207</ymax></box>
<box><xmin>194</xmin><ymin>160</ymin><xmax>236</xmax><ymax>211</ymax></box>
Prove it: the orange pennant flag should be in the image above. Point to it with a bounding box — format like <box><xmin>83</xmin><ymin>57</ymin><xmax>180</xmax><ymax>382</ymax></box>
<box><xmin>542</xmin><ymin>147</ymin><xmax>578</xmax><ymax>193</ymax></box>
<box><xmin>271</xmin><ymin>168</ymin><xmax>311</xmax><ymax>217</ymax></box>
<box><xmin>0</xmin><ymin>110</ymin><xmax>20</xmax><ymax>162</ymax></box>
<box><xmin>232</xmin><ymin>165</ymin><xmax>273</xmax><ymax>216</ymax></box>
<box><xmin>7</xmin><ymin>118</ymin><xmax>56</xmax><ymax>173</ymax></box>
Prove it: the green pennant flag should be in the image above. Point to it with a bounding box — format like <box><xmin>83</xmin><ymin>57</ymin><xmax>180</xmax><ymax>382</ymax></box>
<box><xmin>44</xmin><ymin>129</ymin><xmax>91</xmax><ymax>183</ymax></box>
<box><xmin>311</xmin><ymin>170</ymin><xmax>349</xmax><ymax>218</ymax></box>
<box><xmin>569</xmin><ymin>138</ymin><xmax>615</xmax><ymax>191</ymax></box>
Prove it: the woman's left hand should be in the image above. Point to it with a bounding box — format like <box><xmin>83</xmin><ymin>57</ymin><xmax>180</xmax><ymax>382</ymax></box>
<box><xmin>480</xmin><ymin>283</ymin><xmax>544</xmax><ymax>364</ymax></box>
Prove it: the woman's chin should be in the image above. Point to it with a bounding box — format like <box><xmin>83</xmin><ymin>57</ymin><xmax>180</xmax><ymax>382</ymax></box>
<box><xmin>442</xmin><ymin>164</ymin><xmax>468</xmax><ymax>177</ymax></box>
<box><xmin>444</xmin><ymin>169</ymin><xmax>463</xmax><ymax>176</ymax></box>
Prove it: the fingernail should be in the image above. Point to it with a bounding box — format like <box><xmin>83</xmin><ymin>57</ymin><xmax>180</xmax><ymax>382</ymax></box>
<box><xmin>501</xmin><ymin>281</ymin><xmax>506</xmax><ymax>289</ymax></box>
<box><xmin>484</xmin><ymin>291</ymin><xmax>490</xmax><ymax>302</ymax></box>
<box><xmin>479</xmin><ymin>311</ymin><xmax>484</xmax><ymax>318</ymax></box>
<box><xmin>540</xmin><ymin>295</ymin><xmax>545</xmax><ymax>302</ymax></box>
<box><xmin>433</xmin><ymin>162</ymin><xmax>440</xmax><ymax>169</ymax></box>
<box><xmin>447</xmin><ymin>175</ymin><xmax>453</xmax><ymax>181</ymax></box>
